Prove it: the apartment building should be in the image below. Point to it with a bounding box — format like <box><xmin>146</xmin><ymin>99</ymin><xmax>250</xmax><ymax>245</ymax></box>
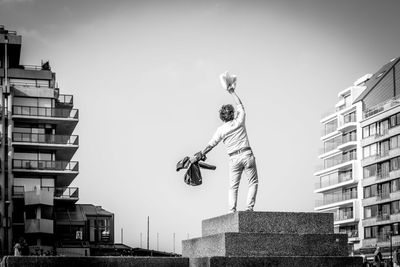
<box><xmin>354</xmin><ymin>57</ymin><xmax>400</xmax><ymax>254</ymax></box>
<box><xmin>315</xmin><ymin>74</ymin><xmax>370</xmax><ymax>252</ymax></box>
<box><xmin>316</xmin><ymin>56</ymin><xmax>400</xmax><ymax>255</ymax></box>
<box><xmin>0</xmin><ymin>26</ymin><xmax>114</xmax><ymax>255</ymax></box>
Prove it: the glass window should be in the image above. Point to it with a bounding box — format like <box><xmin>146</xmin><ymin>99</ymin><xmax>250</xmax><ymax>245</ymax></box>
<box><xmin>394</xmin><ymin>223</ymin><xmax>399</xmax><ymax>235</ymax></box>
<box><xmin>325</xmin><ymin>119</ymin><xmax>338</xmax><ymax>135</ymax></box>
<box><xmin>363</xmin><ymin>146</ymin><xmax>370</xmax><ymax>158</ymax></box>
<box><xmin>364</xmin><ymin>186</ymin><xmax>371</xmax><ymax>198</ymax></box>
<box><xmin>364</xmin><ymin>165</ymin><xmax>377</xmax><ymax>178</ymax></box>
<box><xmin>363</xmin><ymin>126</ymin><xmax>370</xmax><ymax>138</ymax></box>
<box><xmin>392</xmin><ymin>201</ymin><xmax>400</xmax><ymax>214</ymax></box>
<box><xmin>370</xmin><ymin>124</ymin><xmax>376</xmax><ymax>136</ymax></box>
<box><xmin>365</xmin><ymin>227</ymin><xmax>372</xmax><ymax>238</ymax></box>
<box><xmin>391</xmin><ymin>115</ymin><xmax>397</xmax><ymax>128</ymax></box>
<box><xmin>391</xmin><ymin>135</ymin><xmax>399</xmax><ymax>149</ymax></box>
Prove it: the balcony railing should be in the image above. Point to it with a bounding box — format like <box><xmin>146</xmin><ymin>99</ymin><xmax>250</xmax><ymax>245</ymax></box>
<box><xmin>376</xmin><ymin>189</ymin><xmax>391</xmax><ymax>200</ymax></box>
<box><xmin>13</xmin><ymin>159</ymin><xmax>79</xmax><ymax>172</ymax></box>
<box><xmin>374</xmin><ymin>129</ymin><xmax>389</xmax><ymax>139</ymax></box>
<box><xmin>13</xmin><ymin>133</ymin><xmax>79</xmax><ymax>145</ymax></box>
<box><xmin>315</xmin><ymin>191</ymin><xmax>357</xmax><ymax>206</ymax></box>
<box><xmin>21</xmin><ymin>64</ymin><xmax>45</xmax><ymax>71</ymax></box>
<box><xmin>339</xmin><ymin>230</ymin><xmax>358</xmax><ymax>238</ymax></box>
<box><xmin>12</xmin><ymin>105</ymin><xmax>78</xmax><ymax>119</ymax></box>
<box><xmin>375</xmin><ymin>150</ymin><xmax>390</xmax><ymax>160</ymax></box>
<box><xmin>43</xmin><ymin>186</ymin><xmax>79</xmax><ymax>199</ymax></box>
<box><xmin>12</xmin><ymin>186</ymin><xmax>79</xmax><ymax>199</ymax></box>
<box><xmin>57</xmin><ymin>94</ymin><xmax>73</xmax><ymax>105</ymax></box>
<box><xmin>364</xmin><ymin>94</ymin><xmax>400</xmax><ymax>119</ymax></box>
<box><xmin>315</xmin><ymin>174</ymin><xmax>352</xmax><ymax>190</ymax></box>
<box><xmin>376</xmin><ymin>213</ymin><xmax>391</xmax><ymax>221</ymax></box>
<box><xmin>334</xmin><ymin>212</ymin><xmax>354</xmax><ymax>221</ymax></box>
<box><xmin>324</xmin><ymin>153</ymin><xmax>356</xmax><ymax>169</ymax></box>
<box><xmin>12</xmin><ymin>185</ymin><xmax>24</xmax><ymax>196</ymax></box>
<box><xmin>376</xmin><ymin>171</ymin><xmax>390</xmax><ymax>180</ymax></box>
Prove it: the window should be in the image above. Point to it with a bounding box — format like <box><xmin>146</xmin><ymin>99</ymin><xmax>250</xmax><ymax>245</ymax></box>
<box><xmin>344</xmin><ymin>112</ymin><xmax>356</xmax><ymax>123</ymax></box>
<box><xmin>364</xmin><ymin>164</ymin><xmax>377</xmax><ymax>178</ymax></box>
<box><xmin>392</xmin><ymin>201</ymin><xmax>400</xmax><ymax>214</ymax></box>
<box><xmin>324</xmin><ymin>119</ymin><xmax>338</xmax><ymax>135</ymax></box>
<box><xmin>391</xmin><ymin>135</ymin><xmax>400</xmax><ymax>149</ymax></box>
<box><xmin>392</xmin><ymin>179</ymin><xmax>400</xmax><ymax>192</ymax></box>
<box><xmin>363</xmin><ymin>144</ymin><xmax>377</xmax><ymax>158</ymax></box>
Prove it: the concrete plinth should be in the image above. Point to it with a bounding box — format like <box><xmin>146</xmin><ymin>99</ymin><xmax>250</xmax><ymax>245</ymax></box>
<box><xmin>189</xmin><ymin>256</ymin><xmax>363</xmax><ymax>267</ymax></box>
<box><xmin>202</xmin><ymin>211</ymin><xmax>334</xmax><ymax>236</ymax></box>
<box><xmin>183</xmin><ymin>211</ymin><xmax>362</xmax><ymax>267</ymax></box>
<box><xmin>182</xmin><ymin>232</ymin><xmax>348</xmax><ymax>258</ymax></box>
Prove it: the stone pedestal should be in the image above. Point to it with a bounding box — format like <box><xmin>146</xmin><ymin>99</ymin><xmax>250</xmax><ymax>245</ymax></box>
<box><xmin>182</xmin><ymin>211</ymin><xmax>362</xmax><ymax>267</ymax></box>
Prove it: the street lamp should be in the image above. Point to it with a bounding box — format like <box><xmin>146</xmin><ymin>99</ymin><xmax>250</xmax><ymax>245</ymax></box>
<box><xmin>388</xmin><ymin>231</ymin><xmax>393</xmax><ymax>266</ymax></box>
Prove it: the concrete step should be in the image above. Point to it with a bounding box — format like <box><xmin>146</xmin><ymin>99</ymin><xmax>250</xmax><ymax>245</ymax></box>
<box><xmin>182</xmin><ymin>232</ymin><xmax>348</xmax><ymax>258</ymax></box>
<box><xmin>202</xmin><ymin>211</ymin><xmax>334</xmax><ymax>237</ymax></box>
<box><xmin>189</xmin><ymin>256</ymin><xmax>363</xmax><ymax>267</ymax></box>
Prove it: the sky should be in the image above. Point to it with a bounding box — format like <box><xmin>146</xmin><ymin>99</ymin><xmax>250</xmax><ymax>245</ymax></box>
<box><xmin>1</xmin><ymin>0</ymin><xmax>400</xmax><ymax>253</ymax></box>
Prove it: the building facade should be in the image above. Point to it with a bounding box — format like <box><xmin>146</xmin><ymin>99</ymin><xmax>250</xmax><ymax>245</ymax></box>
<box><xmin>316</xmin><ymin>57</ymin><xmax>400</xmax><ymax>255</ymax></box>
<box><xmin>0</xmin><ymin>26</ymin><xmax>114</xmax><ymax>255</ymax></box>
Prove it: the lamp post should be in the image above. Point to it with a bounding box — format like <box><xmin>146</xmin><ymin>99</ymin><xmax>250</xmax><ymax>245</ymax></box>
<box><xmin>388</xmin><ymin>231</ymin><xmax>393</xmax><ymax>266</ymax></box>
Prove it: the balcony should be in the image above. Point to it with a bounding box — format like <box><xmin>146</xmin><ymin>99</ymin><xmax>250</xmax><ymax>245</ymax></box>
<box><xmin>315</xmin><ymin>192</ymin><xmax>357</xmax><ymax>209</ymax></box>
<box><xmin>56</xmin><ymin>94</ymin><xmax>73</xmax><ymax>106</ymax></box>
<box><xmin>337</xmin><ymin>116</ymin><xmax>357</xmax><ymax>132</ymax></box>
<box><xmin>12</xmin><ymin>105</ymin><xmax>78</xmax><ymax>134</ymax></box>
<box><xmin>376</xmin><ymin>213</ymin><xmax>391</xmax><ymax>222</ymax></box>
<box><xmin>12</xmin><ymin>186</ymin><xmax>79</xmax><ymax>202</ymax></box>
<box><xmin>13</xmin><ymin>160</ymin><xmax>79</xmax><ymax>187</ymax></box>
<box><xmin>24</xmin><ymin>188</ymin><xmax>54</xmax><ymax>206</ymax></box>
<box><xmin>25</xmin><ymin>218</ymin><xmax>53</xmax><ymax>234</ymax></box>
<box><xmin>314</xmin><ymin>174</ymin><xmax>354</xmax><ymax>193</ymax></box>
<box><xmin>363</xmin><ymin>234</ymin><xmax>400</xmax><ymax>248</ymax></box>
<box><xmin>52</xmin><ymin>187</ymin><xmax>79</xmax><ymax>201</ymax></box>
<box><xmin>13</xmin><ymin>133</ymin><xmax>78</xmax><ymax>146</ymax></box>
<box><xmin>363</xmin><ymin>94</ymin><xmax>400</xmax><ymax>119</ymax></box>
<box><xmin>12</xmin><ymin>105</ymin><xmax>78</xmax><ymax>119</ymax></box>
<box><xmin>339</xmin><ymin>230</ymin><xmax>359</xmax><ymax>239</ymax></box>
<box><xmin>376</xmin><ymin>190</ymin><xmax>391</xmax><ymax>201</ymax></box>
<box><xmin>13</xmin><ymin>159</ymin><xmax>78</xmax><ymax>171</ymax></box>
<box><xmin>315</xmin><ymin>154</ymin><xmax>356</xmax><ymax>176</ymax></box>
<box><xmin>12</xmin><ymin>133</ymin><xmax>79</xmax><ymax>160</ymax></box>
<box><xmin>334</xmin><ymin>212</ymin><xmax>354</xmax><ymax>222</ymax></box>
<box><xmin>12</xmin><ymin>185</ymin><xmax>24</xmax><ymax>198</ymax></box>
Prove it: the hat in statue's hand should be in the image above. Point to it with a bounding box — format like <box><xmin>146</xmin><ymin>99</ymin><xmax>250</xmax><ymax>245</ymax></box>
<box><xmin>219</xmin><ymin>71</ymin><xmax>237</xmax><ymax>91</ymax></box>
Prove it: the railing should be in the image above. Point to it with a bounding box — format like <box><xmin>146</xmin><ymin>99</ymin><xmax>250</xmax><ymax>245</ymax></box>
<box><xmin>12</xmin><ymin>185</ymin><xmax>24</xmax><ymax>196</ymax></box>
<box><xmin>334</xmin><ymin>212</ymin><xmax>354</xmax><ymax>221</ymax></box>
<box><xmin>364</xmin><ymin>94</ymin><xmax>400</xmax><ymax>119</ymax></box>
<box><xmin>376</xmin><ymin>213</ymin><xmax>391</xmax><ymax>221</ymax></box>
<box><xmin>9</xmin><ymin>80</ymin><xmax>50</xmax><ymax>88</ymax></box>
<box><xmin>377</xmin><ymin>233</ymin><xmax>391</xmax><ymax>242</ymax></box>
<box><xmin>21</xmin><ymin>65</ymin><xmax>44</xmax><ymax>71</ymax></box>
<box><xmin>339</xmin><ymin>230</ymin><xmax>358</xmax><ymax>238</ymax></box>
<box><xmin>376</xmin><ymin>190</ymin><xmax>390</xmax><ymax>200</ymax></box>
<box><xmin>376</xmin><ymin>171</ymin><xmax>390</xmax><ymax>180</ymax></box>
<box><xmin>375</xmin><ymin>150</ymin><xmax>390</xmax><ymax>160</ymax></box>
<box><xmin>13</xmin><ymin>159</ymin><xmax>79</xmax><ymax>172</ymax></box>
<box><xmin>324</xmin><ymin>153</ymin><xmax>356</xmax><ymax>169</ymax></box>
<box><xmin>42</xmin><ymin>186</ymin><xmax>79</xmax><ymax>199</ymax></box>
<box><xmin>57</xmin><ymin>94</ymin><xmax>73</xmax><ymax>105</ymax></box>
<box><xmin>13</xmin><ymin>133</ymin><xmax>79</xmax><ymax>145</ymax></box>
<box><xmin>374</xmin><ymin>129</ymin><xmax>389</xmax><ymax>139</ymax></box>
<box><xmin>12</xmin><ymin>105</ymin><xmax>79</xmax><ymax>119</ymax></box>
<box><xmin>319</xmin><ymin>134</ymin><xmax>356</xmax><ymax>155</ymax></box>
<box><xmin>315</xmin><ymin>191</ymin><xmax>357</xmax><ymax>206</ymax></box>
<box><xmin>12</xmin><ymin>186</ymin><xmax>79</xmax><ymax>199</ymax></box>
<box><xmin>315</xmin><ymin>173</ymin><xmax>352</xmax><ymax>190</ymax></box>
<box><xmin>320</xmin><ymin>104</ymin><xmax>353</xmax><ymax>119</ymax></box>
